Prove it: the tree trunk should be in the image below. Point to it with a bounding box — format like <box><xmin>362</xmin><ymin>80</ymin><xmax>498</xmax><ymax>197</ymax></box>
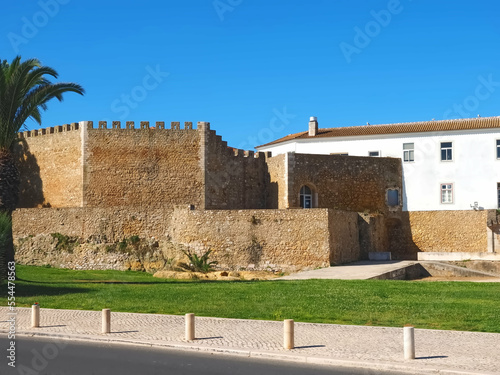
<box><xmin>0</xmin><ymin>212</ymin><xmax>13</xmax><ymax>281</ymax></box>
<box><xmin>0</xmin><ymin>148</ymin><xmax>19</xmax><ymax>212</ymax></box>
<box><xmin>0</xmin><ymin>149</ymin><xmax>19</xmax><ymax>279</ymax></box>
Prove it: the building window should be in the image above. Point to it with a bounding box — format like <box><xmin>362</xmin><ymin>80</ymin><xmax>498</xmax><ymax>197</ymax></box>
<box><xmin>403</xmin><ymin>143</ymin><xmax>414</xmax><ymax>162</ymax></box>
<box><xmin>368</xmin><ymin>151</ymin><xmax>380</xmax><ymax>157</ymax></box>
<box><xmin>300</xmin><ymin>185</ymin><xmax>313</xmax><ymax>209</ymax></box>
<box><xmin>441</xmin><ymin>142</ymin><xmax>453</xmax><ymax>161</ymax></box>
<box><xmin>387</xmin><ymin>189</ymin><xmax>400</xmax><ymax>206</ymax></box>
<box><xmin>498</xmin><ymin>183</ymin><xmax>500</xmax><ymax>208</ymax></box>
<box><xmin>441</xmin><ymin>183</ymin><xmax>453</xmax><ymax>204</ymax></box>
<box><xmin>497</xmin><ymin>140</ymin><xmax>500</xmax><ymax>159</ymax></box>
<box><xmin>330</xmin><ymin>152</ymin><xmax>348</xmax><ymax>156</ymax></box>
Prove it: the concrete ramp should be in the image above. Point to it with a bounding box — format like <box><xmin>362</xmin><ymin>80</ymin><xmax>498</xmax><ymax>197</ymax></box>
<box><xmin>418</xmin><ymin>261</ymin><xmax>500</xmax><ymax>278</ymax></box>
<box><xmin>277</xmin><ymin>260</ymin><xmax>500</xmax><ymax>281</ymax></box>
<box><xmin>277</xmin><ymin>261</ymin><xmax>419</xmax><ymax>280</ymax></box>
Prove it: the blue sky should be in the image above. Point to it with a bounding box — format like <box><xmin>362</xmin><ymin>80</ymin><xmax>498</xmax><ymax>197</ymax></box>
<box><xmin>2</xmin><ymin>0</ymin><xmax>500</xmax><ymax>149</ymax></box>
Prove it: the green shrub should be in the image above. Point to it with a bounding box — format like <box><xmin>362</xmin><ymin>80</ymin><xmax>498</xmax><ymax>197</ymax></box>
<box><xmin>118</xmin><ymin>239</ymin><xmax>128</xmax><ymax>252</ymax></box>
<box><xmin>178</xmin><ymin>249</ymin><xmax>218</xmax><ymax>273</ymax></box>
<box><xmin>50</xmin><ymin>233</ymin><xmax>78</xmax><ymax>253</ymax></box>
<box><xmin>129</xmin><ymin>235</ymin><xmax>140</xmax><ymax>245</ymax></box>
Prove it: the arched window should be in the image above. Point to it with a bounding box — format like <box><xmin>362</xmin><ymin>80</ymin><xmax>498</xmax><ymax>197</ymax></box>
<box><xmin>300</xmin><ymin>185</ymin><xmax>313</xmax><ymax>208</ymax></box>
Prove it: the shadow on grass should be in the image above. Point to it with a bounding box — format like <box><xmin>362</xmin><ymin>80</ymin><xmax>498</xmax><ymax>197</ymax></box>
<box><xmin>15</xmin><ymin>278</ymin><xmax>268</xmax><ymax>286</ymax></box>
<box><xmin>0</xmin><ymin>283</ymin><xmax>92</xmax><ymax>298</ymax></box>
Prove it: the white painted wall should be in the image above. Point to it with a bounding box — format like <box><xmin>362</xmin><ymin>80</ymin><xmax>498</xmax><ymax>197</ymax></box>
<box><xmin>257</xmin><ymin>129</ymin><xmax>500</xmax><ymax>211</ymax></box>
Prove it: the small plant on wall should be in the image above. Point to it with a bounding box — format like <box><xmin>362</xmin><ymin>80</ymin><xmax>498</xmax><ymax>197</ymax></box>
<box><xmin>178</xmin><ymin>249</ymin><xmax>218</xmax><ymax>273</ymax></box>
<box><xmin>50</xmin><ymin>233</ymin><xmax>78</xmax><ymax>253</ymax></box>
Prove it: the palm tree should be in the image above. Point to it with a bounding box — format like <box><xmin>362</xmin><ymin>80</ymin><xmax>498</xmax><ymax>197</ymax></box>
<box><xmin>0</xmin><ymin>56</ymin><xmax>84</xmax><ymax>277</ymax></box>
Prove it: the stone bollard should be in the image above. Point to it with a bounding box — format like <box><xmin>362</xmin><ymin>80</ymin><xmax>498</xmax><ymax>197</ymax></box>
<box><xmin>31</xmin><ymin>304</ymin><xmax>40</xmax><ymax>328</ymax></box>
<box><xmin>284</xmin><ymin>319</ymin><xmax>294</xmax><ymax>349</ymax></box>
<box><xmin>102</xmin><ymin>309</ymin><xmax>111</xmax><ymax>334</ymax></box>
<box><xmin>404</xmin><ymin>326</ymin><xmax>415</xmax><ymax>360</ymax></box>
<box><xmin>185</xmin><ymin>313</ymin><xmax>195</xmax><ymax>341</ymax></box>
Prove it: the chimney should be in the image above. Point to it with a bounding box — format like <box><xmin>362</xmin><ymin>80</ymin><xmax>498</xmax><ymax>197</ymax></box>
<box><xmin>308</xmin><ymin>116</ymin><xmax>318</xmax><ymax>136</ymax></box>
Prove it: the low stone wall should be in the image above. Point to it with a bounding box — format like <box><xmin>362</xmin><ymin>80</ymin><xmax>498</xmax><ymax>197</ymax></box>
<box><xmin>13</xmin><ymin>207</ymin><xmax>173</xmax><ymax>243</ymax></box>
<box><xmin>407</xmin><ymin>210</ymin><xmax>488</xmax><ymax>253</ymax></box>
<box><xmin>14</xmin><ymin>235</ymin><xmax>180</xmax><ymax>272</ymax></box>
<box><xmin>328</xmin><ymin>210</ymin><xmax>360</xmax><ymax>264</ymax></box>
<box><xmin>13</xmin><ymin>207</ymin><xmax>358</xmax><ymax>272</ymax></box>
<box><xmin>170</xmin><ymin>208</ymin><xmax>334</xmax><ymax>271</ymax></box>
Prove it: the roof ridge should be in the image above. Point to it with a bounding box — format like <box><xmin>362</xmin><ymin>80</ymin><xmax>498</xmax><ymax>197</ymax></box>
<box><xmin>256</xmin><ymin>116</ymin><xmax>500</xmax><ymax>149</ymax></box>
<box><xmin>319</xmin><ymin>116</ymin><xmax>500</xmax><ymax>132</ymax></box>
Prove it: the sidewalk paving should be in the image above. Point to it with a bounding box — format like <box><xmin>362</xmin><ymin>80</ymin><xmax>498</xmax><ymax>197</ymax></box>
<box><xmin>1</xmin><ymin>307</ymin><xmax>499</xmax><ymax>374</ymax></box>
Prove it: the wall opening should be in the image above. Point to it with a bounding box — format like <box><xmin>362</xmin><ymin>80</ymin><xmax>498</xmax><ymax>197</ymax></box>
<box><xmin>300</xmin><ymin>185</ymin><xmax>313</xmax><ymax>208</ymax></box>
<box><xmin>387</xmin><ymin>189</ymin><xmax>400</xmax><ymax>207</ymax></box>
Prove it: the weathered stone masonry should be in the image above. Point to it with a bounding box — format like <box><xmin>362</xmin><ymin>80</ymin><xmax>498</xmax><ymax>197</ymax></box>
<box><xmin>14</xmin><ymin>123</ymin><xmax>83</xmax><ymax>208</ymax></box>
<box><xmin>12</xmin><ymin>120</ymin><xmax>492</xmax><ymax>271</ymax></box>
<box><xmin>15</xmin><ymin>121</ymin><xmax>271</xmax><ymax>210</ymax></box>
<box><xmin>13</xmin><ymin>206</ymin><xmax>359</xmax><ymax>271</ymax></box>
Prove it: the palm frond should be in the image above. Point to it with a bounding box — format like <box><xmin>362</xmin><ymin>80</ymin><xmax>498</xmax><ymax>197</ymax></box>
<box><xmin>0</xmin><ymin>56</ymin><xmax>84</xmax><ymax>150</ymax></box>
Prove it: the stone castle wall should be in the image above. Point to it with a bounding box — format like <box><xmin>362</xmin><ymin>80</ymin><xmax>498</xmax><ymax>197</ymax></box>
<box><xmin>285</xmin><ymin>153</ymin><xmax>402</xmax><ymax>213</ymax></box>
<box><xmin>12</xmin><ymin>206</ymin><xmax>173</xmax><ymax>242</ymax></box>
<box><xmin>265</xmin><ymin>154</ymin><xmax>287</xmax><ymax>209</ymax></box>
<box><xmin>405</xmin><ymin>210</ymin><xmax>488</xmax><ymax>253</ymax></box>
<box><xmin>13</xmin><ymin>206</ymin><xmax>359</xmax><ymax>271</ymax></box>
<box><xmin>14</xmin><ymin>121</ymin><xmax>279</xmax><ymax>211</ymax></box>
<box><xmin>328</xmin><ymin>210</ymin><xmax>361</xmax><ymax>264</ymax></box>
<box><xmin>357</xmin><ymin>213</ymin><xmax>389</xmax><ymax>259</ymax></box>
<box><xmin>201</xmin><ymin>124</ymin><xmax>270</xmax><ymax>209</ymax></box>
<box><xmin>13</xmin><ymin>121</ymin><xmax>402</xmax><ymax>214</ymax></box>
<box><xmin>170</xmin><ymin>208</ymin><xmax>335</xmax><ymax>270</ymax></box>
<box><xmin>12</xmin><ymin>120</ymin><xmax>491</xmax><ymax>270</ymax></box>
<box><xmin>83</xmin><ymin>121</ymin><xmax>204</xmax><ymax>208</ymax></box>
<box><xmin>14</xmin><ymin>124</ymin><xmax>83</xmax><ymax>208</ymax></box>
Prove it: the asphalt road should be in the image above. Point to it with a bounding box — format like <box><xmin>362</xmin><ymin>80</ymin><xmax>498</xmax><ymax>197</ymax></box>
<box><xmin>1</xmin><ymin>335</ymin><xmax>409</xmax><ymax>375</ymax></box>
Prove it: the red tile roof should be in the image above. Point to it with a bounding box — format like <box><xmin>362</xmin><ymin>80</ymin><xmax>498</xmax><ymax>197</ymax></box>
<box><xmin>256</xmin><ymin>116</ymin><xmax>500</xmax><ymax>148</ymax></box>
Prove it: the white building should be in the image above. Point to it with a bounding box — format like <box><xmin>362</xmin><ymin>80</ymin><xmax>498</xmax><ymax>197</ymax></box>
<box><xmin>256</xmin><ymin>116</ymin><xmax>500</xmax><ymax>212</ymax></box>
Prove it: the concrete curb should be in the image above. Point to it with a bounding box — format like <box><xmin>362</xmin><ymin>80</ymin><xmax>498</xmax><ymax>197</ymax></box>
<box><xmin>1</xmin><ymin>330</ymin><xmax>495</xmax><ymax>375</ymax></box>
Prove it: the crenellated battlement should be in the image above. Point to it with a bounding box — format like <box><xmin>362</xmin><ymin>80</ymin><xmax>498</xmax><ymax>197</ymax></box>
<box><xmin>16</xmin><ymin>119</ymin><xmax>270</xmax><ymax>161</ymax></box>
<box><xmin>17</xmin><ymin>120</ymin><xmax>206</xmax><ymax>138</ymax></box>
<box><xmin>221</xmin><ymin>139</ymin><xmax>270</xmax><ymax>159</ymax></box>
<box><xmin>201</xmin><ymin>128</ymin><xmax>268</xmax><ymax>159</ymax></box>
<box><xmin>92</xmin><ymin>120</ymin><xmax>198</xmax><ymax>130</ymax></box>
<box><xmin>13</xmin><ymin>117</ymin><xmax>278</xmax><ymax>213</ymax></box>
<box><xmin>17</xmin><ymin>122</ymin><xmax>80</xmax><ymax>138</ymax></box>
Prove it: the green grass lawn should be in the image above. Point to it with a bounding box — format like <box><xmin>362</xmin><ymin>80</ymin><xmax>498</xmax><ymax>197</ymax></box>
<box><xmin>2</xmin><ymin>265</ymin><xmax>500</xmax><ymax>333</ymax></box>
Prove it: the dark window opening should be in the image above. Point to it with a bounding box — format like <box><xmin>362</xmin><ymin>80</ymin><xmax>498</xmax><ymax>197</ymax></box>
<box><xmin>441</xmin><ymin>142</ymin><xmax>452</xmax><ymax>161</ymax></box>
<box><xmin>497</xmin><ymin>183</ymin><xmax>500</xmax><ymax>208</ymax></box>
<box><xmin>300</xmin><ymin>185</ymin><xmax>312</xmax><ymax>209</ymax></box>
<box><xmin>387</xmin><ymin>189</ymin><xmax>399</xmax><ymax>207</ymax></box>
<box><xmin>403</xmin><ymin>143</ymin><xmax>414</xmax><ymax>162</ymax></box>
